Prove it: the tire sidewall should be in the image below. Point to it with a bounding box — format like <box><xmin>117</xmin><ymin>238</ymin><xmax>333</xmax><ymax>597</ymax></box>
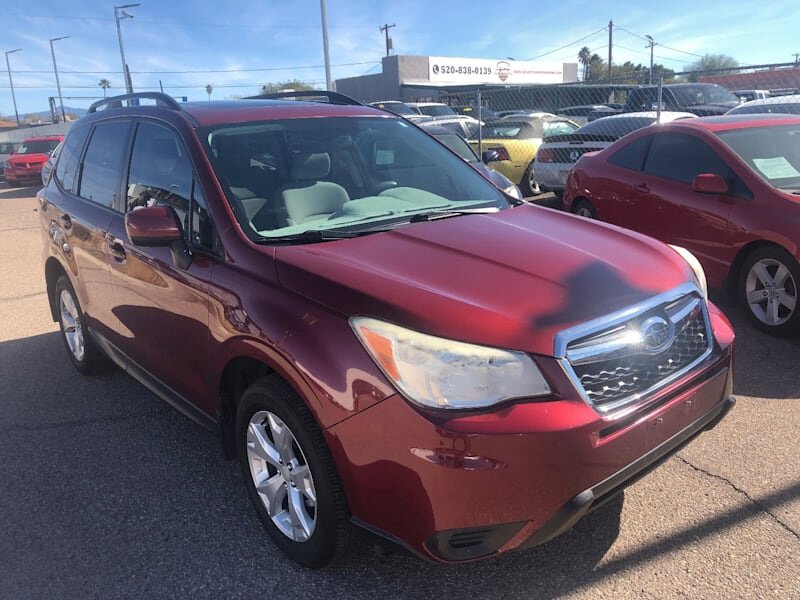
<box><xmin>235</xmin><ymin>380</ymin><xmax>345</xmax><ymax>568</ymax></box>
<box><xmin>573</xmin><ymin>199</ymin><xmax>597</xmax><ymax>219</ymax></box>
<box><xmin>738</xmin><ymin>246</ymin><xmax>800</xmax><ymax>336</ymax></box>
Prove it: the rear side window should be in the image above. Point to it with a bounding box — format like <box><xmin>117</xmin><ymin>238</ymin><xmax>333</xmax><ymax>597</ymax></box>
<box><xmin>608</xmin><ymin>135</ymin><xmax>652</xmax><ymax>171</ymax></box>
<box><xmin>643</xmin><ymin>133</ymin><xmax>729</xmax><ymax>184</ymax></box>
<box><xmin>54</xmin><ymin>123</ymin><xmax>90</xmax><ymax>194</ymax></box>
<box><xmin>78</xmin><ymin>121</ymin><xmax>132</xmax><ymax>208</ymax></box>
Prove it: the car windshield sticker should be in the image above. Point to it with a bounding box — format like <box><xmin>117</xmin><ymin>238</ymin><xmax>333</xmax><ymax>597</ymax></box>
<box><xmin>752</xmin><ymin>157</ymin><xmax>800</xmax><ymax>179</ymax></box>
<box><xmin>375</xmin><ymin>149</ymin><xmax>395</xmax><ymax>165</ymax></box>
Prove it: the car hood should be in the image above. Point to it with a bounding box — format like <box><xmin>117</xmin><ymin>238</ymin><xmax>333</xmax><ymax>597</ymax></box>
<box><xmin>8</xmin><ymin>153</ymin><xmax>49</xmax><ymax>164</ymax></box>
<box><xmin>275</xmin><ymin>204</ymin><xmax>693</xmax><ymax>357</ymax></box>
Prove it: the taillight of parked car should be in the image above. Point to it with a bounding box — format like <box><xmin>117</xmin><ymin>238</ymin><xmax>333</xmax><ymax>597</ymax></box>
<box><xmin>536</xmin><ymin>148</ymin><xmax>555</xmax><ymax>163</ymax></box>
<box><xmin>488</xmin><ymin>147</ymin><xmax>511</xmax><ymax>161</ymax></box>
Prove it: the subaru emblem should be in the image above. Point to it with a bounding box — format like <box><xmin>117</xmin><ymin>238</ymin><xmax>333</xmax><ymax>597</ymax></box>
<box><xmin>639</xmin><ymin>316</ymin><xmax>674</xmax><ymax>353</ymax></box>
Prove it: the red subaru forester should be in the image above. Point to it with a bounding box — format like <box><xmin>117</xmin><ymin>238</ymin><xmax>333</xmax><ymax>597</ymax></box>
<box><xmin>39</xmin><ymin>92</ymin><xmax>734</xmax><ymax>567</ymax></box>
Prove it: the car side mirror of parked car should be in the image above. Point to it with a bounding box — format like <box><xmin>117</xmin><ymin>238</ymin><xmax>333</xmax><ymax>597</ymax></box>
<box><xmin>482</xmin><ymin>149</ymin><xmax>500</xmax><ymax>164</ymax></box>
<box><xmin>125</xmin><ymin>206</ymin><xmax>193</xmax><ymax>269</ymax></box>
<box><xmin>692</xmin><ymin>173</ymin><xmax>729</xmax><ymax>195</ymax></box>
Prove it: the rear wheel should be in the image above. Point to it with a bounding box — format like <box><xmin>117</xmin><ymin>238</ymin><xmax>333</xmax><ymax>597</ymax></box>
<box><xmin>738</xmin><ymin>246</ymin><xmax>800</xmax><ymax>336</ymax></box>
<box><xmin>521</xmin><ymin>162</ymin><xmax>542</xmax><ymax>197</ymax></box>
<box><xmin>572</xmin><ymin>199</ymin><xmax>597</xmax><ymax>219</ymax></box>
<box><xmin>236</xmin><ymin>376</ymin><xmax>350</xmax><ymax>568</ymax></box>
<box><xmin>55</xmin><ymin>275</ymin><xmax>111</xmax><ymax>375</ymax></box>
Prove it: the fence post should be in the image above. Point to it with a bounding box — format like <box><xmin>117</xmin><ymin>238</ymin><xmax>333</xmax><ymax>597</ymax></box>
<box><xmin>477</xmin><ymin>88</ymin><xmax>482</xmax><ymax>157</ymax></box>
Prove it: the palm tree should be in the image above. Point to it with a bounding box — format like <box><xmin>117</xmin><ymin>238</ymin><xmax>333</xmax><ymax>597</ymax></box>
<box><xmin>98</xmin><ymin>79</ymin><xmax>111</xmax><ymax>97</ymax></box>
<box><xmin>578</xmin><ymin>47</ymin><xmax>591</xmax><ymax>81</ymax></box>
<box><xmin>206</xmin><ymin>84</ymin><xmax>213</xmax><ymax>101</ymax></box>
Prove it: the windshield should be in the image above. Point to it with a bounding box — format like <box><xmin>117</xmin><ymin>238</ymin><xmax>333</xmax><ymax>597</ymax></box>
<box><xmin>577</xmin><ymin>116</ymin><xmax>656</xmax><ymax>137</ymax></box>
<box><xmin>480</xmin><ymin>121</ymin><xmax>535</xmax><ymax>139</ymax></box>
<box><xmin>543</xmin><ymin>120</ymin><xmax>579</xmax><ymax>138</ymax></box>
<box><xmin>203</xmin><ymin>116</ymin><xmax>509</xmax><ymax>241</ymax></box>
<box><xmin>16</xmin><ymin>140</ymin><xmax>59</xmax><ymax>154</ymax></box>
<box><xmin>716</xmin><ymin>124</ymin><xmax>800</xmax><ymax>190</ymax></box>
<box><xmin>417</xmin><ymin>104</ymin><xmax>457</xmax><ymax>117</ymax></box>
<box><xmin>671</xmin><ymin>85</ymin><xmax>739</xmax><ymax>106</ymax></box>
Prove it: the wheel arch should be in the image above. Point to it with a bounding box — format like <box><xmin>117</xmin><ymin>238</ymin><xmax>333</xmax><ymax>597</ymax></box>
<box><xmin>44</xmin><ymin>257</ymin><xmax>68</xmax><ymax>322</ymax></box>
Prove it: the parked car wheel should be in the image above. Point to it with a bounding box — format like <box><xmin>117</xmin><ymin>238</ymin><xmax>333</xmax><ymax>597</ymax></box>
<box><xmin>521</xmin><ymin>162</ymin><xmax>542</xmax><ymax>197</ymax></box>
<box><xmin>572</xmin><ymin>199</ymin><xmax>597</xmax><ymax>219</ymax></box>
<box><xmin>236</xmin><ymin>376</ymin><xmax>350</xmax><ymax>568</ymax></box>
<box><xmin>739</xmin><ymin>246</ymin><xmax>800</xmax><ymax>336</ymax></box>
<box><xmin>55</xmin><ymin>275</ymin><xmax>111</xmax><ymax>375</ymax></box>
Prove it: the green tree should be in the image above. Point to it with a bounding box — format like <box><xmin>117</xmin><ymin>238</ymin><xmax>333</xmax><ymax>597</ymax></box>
<box><xmin>686</xmin><ymin>53</ymin><xmax>739</xmax><ymax>81</ymax></box>
<box><xmin>98</xmin><ymin>78</ymin><xmax>111</xmax><ymax>97</ymax></box>
<box><xmin>259</xmin><ymin>79</ymin><xmax>317</xmax><ymax>94</ymax></box>
<box><xmin>585</xmin><ymin>53</ymin><xmax>605</xmax><ymax>82</ymax></box>
<box><xmin>578</xmin><ymin>46</ymin><xmax>592</xmax><ymax>81</ymax></box>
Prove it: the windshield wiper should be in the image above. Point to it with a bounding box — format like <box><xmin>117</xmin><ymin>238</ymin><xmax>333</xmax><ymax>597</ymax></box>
<box><xmin>408</xmin><ymin>207</ymin><xmax>501</xmax><ymax>222</ymax></box>
<box><xmin>260</xmin><ymin>228</ymin><xmax>387</xmax><ymax>244</ymax></box>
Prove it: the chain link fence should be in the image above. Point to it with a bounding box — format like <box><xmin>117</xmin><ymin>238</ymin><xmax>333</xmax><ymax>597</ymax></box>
<box><xmin>401</xmin><ymin>62</ymin><xmax>800</xmax><ymax>197</ymax></box>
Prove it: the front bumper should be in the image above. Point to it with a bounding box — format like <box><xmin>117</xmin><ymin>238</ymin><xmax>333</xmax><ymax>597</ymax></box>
<box><xmin>327</xmin><ymin>309</ymin><xmax>734</xmax><ymax>563</ymax></box>
<box><xmin>6</xmin><ymin>165</ymin><xmax>44</xmax><ymax>183</ymax></box>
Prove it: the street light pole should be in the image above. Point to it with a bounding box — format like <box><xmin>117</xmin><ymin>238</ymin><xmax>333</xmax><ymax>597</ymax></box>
<box><xmin>319</xmin><ymin>0</ymin><xmax>332</xmax><ymax>90</ymax></box>
<box><xmin>114</xmin><ymin>3</ymin><xmax>140</xmax><ymax>94</ymax></box>
<box><xmin>49</xmin><ymin>36</ymin><xmax>70</xmax><ymax>122</ymax></box>
<box><xmin>645</xmin><ymin>35</ymin><xmax>657</xmax><ymax>85</ymax></box>
<box><xmin>4</xmin><ymin>49</ymin><xmax>22</xmax><ymax>127</ymax></box>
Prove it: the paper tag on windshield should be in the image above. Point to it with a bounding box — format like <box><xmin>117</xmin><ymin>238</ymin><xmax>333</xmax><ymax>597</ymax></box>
<box><xmin>752</xmin><ymin>157</ymin><xmax>800</xmax><ymax>179</ymax></box>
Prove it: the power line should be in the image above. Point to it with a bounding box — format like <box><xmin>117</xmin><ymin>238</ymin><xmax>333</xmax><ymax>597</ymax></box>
<box><xmin>523</xmin><ymin>27</ymin><xmax>608</xmax><ymax>61</ymax></box>
<box><xmin>614</xmin><ymin>26</ymin><xmax>704</xmax><ymax>59</ymax></box>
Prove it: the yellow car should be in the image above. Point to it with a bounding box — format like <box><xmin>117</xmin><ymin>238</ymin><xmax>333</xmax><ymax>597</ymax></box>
<box><xmin>469</xmin><ymin>114</ymin><xmax>578</xmax><ymax>195</ymax></box>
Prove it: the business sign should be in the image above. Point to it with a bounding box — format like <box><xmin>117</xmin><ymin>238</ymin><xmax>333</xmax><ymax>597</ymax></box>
<box><xmin>428</xmin><ymin>57</ymin><xmax>565</xmax><ymax>85</ymax></box>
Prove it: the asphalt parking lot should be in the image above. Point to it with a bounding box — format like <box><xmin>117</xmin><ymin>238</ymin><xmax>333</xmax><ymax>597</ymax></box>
<box><xmin>1</xmin><ymin>184</ymin><xmax>798</xmax><ymax>599</ymax></box>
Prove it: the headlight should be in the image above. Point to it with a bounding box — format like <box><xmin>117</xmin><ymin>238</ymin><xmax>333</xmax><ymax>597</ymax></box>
<box><xmin>670</xmin><ymin>245</ymin><xmax>708</xmax><ymax>299</ymax></box>
<box><xmin>504</xmin><ymin>184</ymin><xmax>523</xmax><ymax>200</ymax></box>
<box><xmin>350</xmin><ymin>316</ymin><xmax>550</xmax><ymax>409</ymax></box>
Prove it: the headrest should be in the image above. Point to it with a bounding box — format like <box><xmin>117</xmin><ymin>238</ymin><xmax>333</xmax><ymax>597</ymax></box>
<box><xmin>290</xmin><ymin>152</ymin><xmax>330</xmax><ymax>180</ymax></box>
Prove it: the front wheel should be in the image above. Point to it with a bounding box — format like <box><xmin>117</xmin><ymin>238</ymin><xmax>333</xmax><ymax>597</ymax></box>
<box><xmin>738</xmin><ymin>246</ymin><xmax>800</xmax><ymax>336</ymax></box>
<box><xmin>571</xmin><ymin>199</ymin><xmax>597</xmax><ymax>219</ymax></box>
<box><xmin>236</xmin><ymin>376</ymin><xmax>350</xmax><ymax>568</ymax></box>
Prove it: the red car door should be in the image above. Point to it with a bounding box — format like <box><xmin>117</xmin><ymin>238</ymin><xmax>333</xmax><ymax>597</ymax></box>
<box><xmin>105</xmin><ymin>120</ymin><xmax>219</xmax><ymax>414</ymax></box>
<box><xmin>638</xmin><ymin>132</ymin><xmax>738</xmax><ymax>286</ymax></box>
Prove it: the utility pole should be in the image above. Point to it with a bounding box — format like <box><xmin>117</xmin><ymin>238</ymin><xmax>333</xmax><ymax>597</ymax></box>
<box><xmin>793</xmin><ymin>53</ymin><xmax>800</xmax><ymax>64</ymax></box>
<box><xmin>4</xmin><ymin>49</ymin><xmax>22</xmax><ymax>127</ymax></box>
<box><xmin>379</xmin><ymin>23</ymin><xmax>396</xmax><ymax>57</ymax></box>
<box><xmin>320</xmin><ymin>0</ymin><xmax>332</xmax><ymax>90</ymax></box>
<box><xmin>607</xmin><ymin>20</ymin><xmax>613</xmax><ymax>81</ymax></box>
<box><xmin>645</xmin><ymin>35</ymin><xmax>657</xmax><ymax>84</ymax></box>
<box><xmin>114</xmin><ymin>4</ymin><xmax>140</xmax><ymax>94</ymax></box>
<box><xmin>49</xmin><ymin>36</ymin><xmax>70</xmax><ymax>122</ymax></box>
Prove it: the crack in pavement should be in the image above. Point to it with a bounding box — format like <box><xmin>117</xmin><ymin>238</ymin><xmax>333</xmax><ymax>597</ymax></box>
<box><xmin>676</xmin><ymin>454</ymin><xmax>799</xmax><ymax>540</ymax></box>
<box><xmin>0</xmin><ymin>291</ymin><xmax>47</xmax><ymax>303</ymax></box>
<box><xmin>0</xmin><ymin>407</ymin><xmax>173</xmax><ymax>435</ymax></box>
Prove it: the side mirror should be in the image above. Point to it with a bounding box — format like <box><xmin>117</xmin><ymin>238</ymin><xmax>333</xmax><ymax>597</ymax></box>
<box><xmin>482</xmin><ymin>149</ymin><xmax>500</xmax><ymax>164</ymax></box>
<box><xmin>692</xmin><ymin>173</ymin><xmax>729</xmax><ymax>195</ymax></box>
<box><xmin>125</xmin><ymin>206</ymin><xmax>192</xmax><ymax>269</ymax></box>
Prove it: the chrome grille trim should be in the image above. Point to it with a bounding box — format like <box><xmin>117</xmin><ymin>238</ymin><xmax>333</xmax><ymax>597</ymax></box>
<box><xmin>554</xmin><ymin>283</ymin><xmax>713</xmax><ymax>417</ymax></box>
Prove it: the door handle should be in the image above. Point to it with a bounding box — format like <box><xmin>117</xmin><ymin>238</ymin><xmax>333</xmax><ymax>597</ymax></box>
<box><xmin>108</xmin><ymin>238</ymin><xmax>127</xmax><ymax>262</ymax></box>
<box><xmin>59</xmin><ymin>214</ymin><xmax>72</xmax><ymax>229</ymax></box>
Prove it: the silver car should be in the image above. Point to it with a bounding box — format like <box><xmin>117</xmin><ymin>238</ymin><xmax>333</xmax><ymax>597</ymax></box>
<box><xmin>0</xmin><ymin>141</ymin><xmax>21</xmax><ymax>181</ymax></box>
<box><xmin>532</xmin><ymin>111</ymin><xmax>696</xmax><ymax>196</ymax></box>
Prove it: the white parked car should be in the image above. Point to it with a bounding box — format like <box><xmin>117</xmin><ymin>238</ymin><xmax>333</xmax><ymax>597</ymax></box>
<box><xmin>726</xmin><ymin>94</ymin><xmax>800</xmax><ymax>116</ymax></box>
<box><xmin>532</xmin><ymin>111</ymin><xmax>696</xmax><ymax>196</ymax></box>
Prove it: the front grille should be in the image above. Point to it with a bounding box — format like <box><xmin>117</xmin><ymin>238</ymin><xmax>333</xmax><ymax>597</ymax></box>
<box><xmin>557</xmin><ymin>288</ymin><xmax>712</xmax><ymax>414</ymax></box>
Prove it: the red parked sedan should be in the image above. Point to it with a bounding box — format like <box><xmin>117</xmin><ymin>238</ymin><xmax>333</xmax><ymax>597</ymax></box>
<box><xmin>5</xmin><ymin>135</ymin><xmax>63</xmax><ymax>186</ymax></box>
<box><xmin>565</xmin><ymin>114</ymin><xmax>800</xmax><ymax>336</ymax></box>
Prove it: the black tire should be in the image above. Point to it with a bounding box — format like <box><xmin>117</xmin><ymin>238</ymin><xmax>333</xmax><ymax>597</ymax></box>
<box><xmin>738</xmin><ymin>246</ymin><xmax>800</xmax><ymax>336</ymax></box>
<box><xmin>521</xmin><ymin>162</ymin><xmax>542</xmax><ymax>197</ymax></box>
<box><xmin>54</xmin><ymin>275</ymin><xmax>111</xmax><ymax>375</ymax></box>
<box><xmin>572</xmin><ymin>198</ymin><xmax>597</xmax><ymax>219</ymax></box>
<box><xmin>236</xmin><ymin>375</ymin><xmax>350</xmax><ymax>568</ymax></box>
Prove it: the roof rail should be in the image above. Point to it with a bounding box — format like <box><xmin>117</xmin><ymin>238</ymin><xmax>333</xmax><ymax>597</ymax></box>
<box><xmin>243</xmin><ymin>90</ymin><xmax>363</xmax><ymax>106</ymax></box>
<box><xmin>88</xmin><ymin>92</ymin><xmax>182</xmax><ymax>113</ymax></box>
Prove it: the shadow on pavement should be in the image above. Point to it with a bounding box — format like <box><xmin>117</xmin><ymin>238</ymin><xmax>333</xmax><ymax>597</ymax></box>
<box><xmin>0</xmin><ymin>183</ymin><xmax>41</xmax><ymax>199</ymax></box>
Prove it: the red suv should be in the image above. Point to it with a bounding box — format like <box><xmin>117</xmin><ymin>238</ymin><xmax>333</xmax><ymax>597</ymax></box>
<box><xmin>5</xmin><ymin>135</ymin><xmax>63</xmax><ymax>186</ymax></box>
<box><xmin>39</xmin><ymin>92</ymin><xmax>734</xmax><ymax>567</ymax></box>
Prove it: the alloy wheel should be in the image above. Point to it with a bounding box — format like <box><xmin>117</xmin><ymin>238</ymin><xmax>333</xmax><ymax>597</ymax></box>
<box><xmin>745</xmin><ymin>257</ymin><xmax>798</xmax><ymax>327</ymax></box>
<box><xmin>246</xmin><ymin>410</ymin><xmax>318</xmax><ymax>542</ymax></box>
<box><xmin>59</xmin><ymin>288</ymin><xmax>85</xmax><ymax>362</ymax></box>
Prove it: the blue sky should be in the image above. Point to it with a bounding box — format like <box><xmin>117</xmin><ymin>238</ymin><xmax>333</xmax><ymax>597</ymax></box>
<box><xmin>2</xmin><ymin>0</ymin><xmax>798</xmax><ymax>117</ymax></box>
